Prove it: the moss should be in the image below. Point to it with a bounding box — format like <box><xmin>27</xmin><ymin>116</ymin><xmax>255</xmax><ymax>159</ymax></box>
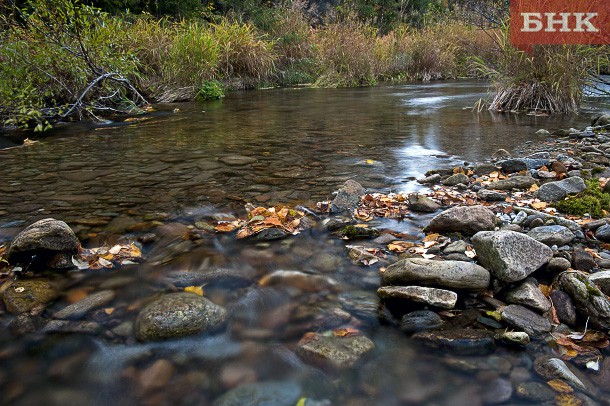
<box><xmin>592</xmin><ymin>166</ymin><xmax>605</xmax><ymax>175</ymax></box>
<box><xmin>339</xmin><ymin>225</ymin><xmax>380</xmax><ymax>239</ymax></box>
<box><xmin>554</xmin><ymin>179</ymin><xmax>610</xmax><ymax>218</ymax></box>
<box><xmin>576</xmin><ymin>273</ymin><xmax>602</xmax><ymax>297</ymax></box>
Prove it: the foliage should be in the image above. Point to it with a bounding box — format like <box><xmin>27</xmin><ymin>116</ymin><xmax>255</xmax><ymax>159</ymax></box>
<box><xmin>555</xmin><ymin>179</ymin><xmax>610</xmax><ymax>218</ymax></box>
<box><xmin>196</xmin><ymin>80</ymin><xmax>225</xmax><ymax>100</ymax></box>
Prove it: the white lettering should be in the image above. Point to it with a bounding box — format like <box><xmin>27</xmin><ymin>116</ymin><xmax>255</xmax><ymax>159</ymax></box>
<box><xmin>522</xmin><ymin>13</ymin><xmax>543</xmax><ymax>32</ymax></box>
<box><xmin>573</xmin><ymin>12</ymin><xmax>599</xmax><ymax>32</ymax></box>
<box><xmin>544</xmin><ymin>12</ymin><xmax>571</xmax><ymax>32</ymax></box>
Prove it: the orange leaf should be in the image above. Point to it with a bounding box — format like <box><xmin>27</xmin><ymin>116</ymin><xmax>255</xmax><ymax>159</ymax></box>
<box><xmin>547</xmin><ymin>380</ymin><xmax>573</xmax><ymax>394</ymax></box>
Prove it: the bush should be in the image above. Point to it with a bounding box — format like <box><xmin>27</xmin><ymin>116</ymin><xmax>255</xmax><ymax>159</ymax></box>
<box><xmin>196</xmin><ymin>80</ymin><xmax>225</xmax><ymax>100</ymax></box>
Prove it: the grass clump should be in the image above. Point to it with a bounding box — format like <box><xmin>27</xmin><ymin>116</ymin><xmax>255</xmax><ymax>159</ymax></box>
<box><xmin>196</xmin><ymin>80</ymin><xmax>225</xmax><ymax>101</ymax></box>
<box><xmin>555</xmin><ymin>179</ymin><xmax>610</xmax><ymax>218</ymax></box>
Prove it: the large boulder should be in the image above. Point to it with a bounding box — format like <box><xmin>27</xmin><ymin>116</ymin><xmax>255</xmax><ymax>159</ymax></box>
<box><xmin>135</xmin><ymin>292</ymin><xmax>227</xmax><ymax>342</ymax></box>
<box><xmin>423</xmin><ymin>205</ymin><xmax>496</xmax><ymax>235</ymax></box>
<box><xmin>557</xmin><ymin>272</ymin><xmax>610</xmax><ymax>330</ymax></box>
<box><xmin>381</xmin><ymin>257</ymin><xmax>490</xmax><ymax>291</ymax></box>
<box><xmin>472</xmin><ymin>231</ymin><xmax>553</xmax><ymax>282</ymax></box>
<box><xmin>331</xmin><ymin>180</ymin><xmax>365</xmax><ymax>213</ymax></box>
<box><xmin>8</xmin><ymin>218</ymin><xmax>79</xmax><ymax>269</ymax></box>
<box><xmin>537</xmin><ymin>177</ymin><xmax>586</xmax><ymax>202</ymax></box>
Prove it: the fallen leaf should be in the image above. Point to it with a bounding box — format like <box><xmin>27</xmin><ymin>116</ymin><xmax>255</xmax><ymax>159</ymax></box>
<box><xmin>547</xmin><ymin>379</ymin><xmax>573</xmax><ymax>394</ymax></box>
<box><xmin>423</xmin><ymin>233</ymin><xmax>441</xmax><ymax>243</ymax></box>
<box><xmin>332</xmin><ymin>328</ymin><xmax>360</xmax><ymax>337</ymax></box>
<box><xmin>531</xmin><ymin>201</ymin><xmax>547</xmax><ymax>210</ymax></box>
<box><xmin>104</xmin><ymin>307</ymin><xmax>114</xmax><ymax>315</ymax></box>
<box><xmin>184</xmin><ymin>286</ymin><xmax>204</xmax><ymax>296</ymax></box>
<box><xmin>387</xmin><ymin>241</ymin><xmax>415</xmax><ymax>252</ymax></box>
<box><xmin>555</xmin><ymin>393</ymin><xmax>583</xmax><ymax>406</ymax></box>
<box><xmin>529</xmin><ymin>184</ymin><xmax>540</xmax><ymax>192</ymax></box>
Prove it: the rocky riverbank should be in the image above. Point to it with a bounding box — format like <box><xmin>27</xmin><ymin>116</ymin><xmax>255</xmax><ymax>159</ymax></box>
<box><xmin>2</xmin><ymin>115</ymin><xmax>610</xmax><ymax>404</ymax></box>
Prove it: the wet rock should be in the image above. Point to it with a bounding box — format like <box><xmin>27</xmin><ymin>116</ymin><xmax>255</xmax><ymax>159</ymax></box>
<box><xmin>41</xmin><ymin>320</ymin><xmax>101</xmax><ymax>334</ymax></box>
<box><xmin>477</xmin><ymin>189</ymin><xmax>508</xmax><ymax>202</ymax></box>
<box><xmin>590</xmin><ymin>357</ymin><xmax>610</xmax><ymax>388</ymax></box>
<box><xmin>165</xmin><ymin>268</ymin><xmax>254</xmax><ymax>289</ymax></box>
<box><xmin>537</xmin><ymin>176</ymin><xmax>586</xmax><ymax>202</ymax></box>
<box><xmin>339</xmin><ymin>291</ymin><xmax>379</xmax><ymax>323</ymax></box>
<box><xmin>252</xmin><ymin>228</ymin><xmax>288</xmax><ymax>241</ymax></box>
<box><xmin>492</xmin><ymin>149</ymin><xmax>511</xmax><ymax>161</ymax></box>
<box><xmin>406</xmin><ymin>194</ymin><xmax>440</xmax><ymax>213</ymax></box>
<box><xmin>595</xmin><ymin>224</ymin><xmax>610</xmax><ymax>242</ymax></box>
<box><xmin>377</xmin><ymin>286</ymin><xmax>457</xmax><ymax>309</ymax></box>
<box><xmin>547</xmin><ymin>257</ymin><xmax>571</xmax><ymax>273</ymax></box>
<box><xmin>258</xmin><ymin>270</ymin><xmax>339</xmax><ymax>292</ymax></box>
<box><xmin>534</xmin><ymin>357</ymin><xmax>587</xmax><ymax>392</ymax></box>
<box><xmin>472</xmin><ymin>230</ymin><xmax>553</xmax><ymax>282</ymax></box>
<box><xmin>296</xmin><ymin>332</ymin><xmax>374</xmax><ymax>369</ymax></box>
<box><xmin>572</xmin><ymin>247</ymin><xmax>596</xmax><ymax>271</ymax></box>
<box><xmin>339</xmin><ymin>225</ymin><xmax>380</xmax><ymax>239</ymax></box>
<box><xmin>443</xmin><ymin>173</ymin><xmax>469</xmax><ymax>186</ymax></box>
<box><xmin>331</xmin><ymin>180</ymin><xmax>365</xmax><ymax>213</ymax></box>
<box><xmin>527</xmin><ymin>225</ymin><xmax>574</xmax><ymax>246</ymax></box>
<box><xmin>589</xmin><ymin>271</ymin><xmax>610</xmax><ymax>295</ymax></box>
<box><xmin>213</xmin><ymin>380</ymin><xmax>301</xmax><ymax>406</ymax></box>
<box><xmin>482</xmin><ymin>378</ymin><xmax>513</xmax><ymax>404</ymax></box>
<box><xmin>535</xmin><ymin>129</ymin><xmax>550</xmax><ymax>135</ymax></box>
<box><xmin>417</xmin><ymin>174</ymin><xmax>441</xmax><ymax>185</ymax></box>
<box><xmin>557</xmin><ymin>272</ymin><xmax>610</xmax><ymax>329</ymax></box>
<box><xmin>515</xmin><ymin>382</ymin><xmax>555</xmax><ymax>402</ymax></box>
<box><xmin>550</xmin><ymin>289</ymin><xmax>577</xmax><ymax>326</ymax></box>
<box><xmin>500</xmin><ymin>159</ymin><xmax>527</xmax><ymax>173</ymax></box>
<box><xmin>135</xmin><ymin>292</ymin><xmax>227</xmax><ymax>342</ymax></box>
<box><xmin>310</xmin><ymin>252</ymin><xmax>342</xmax><ymax>272</ymax></box>
<box><xmin>381</xmin><ymin>258</ymin><xmax>490</xmax><ymax>291</ymax></box>
<box><xmin>505</xmin><ymin>278</ymin><xmax>551</xmax><ymax>313</ymax></box>
<box><xmin>592</xmin><ymin>113</ymin><xmax>610</xmax><ymax>127</ymax></box>
<box><xmin>400</xmin><ymin>310</ymin><xmax>444</xmax><ymax>333</ymax></box>
<box><xmin>2</xmin><ymin>279</ymin><xmax>58</xmax><ymax>314</ymax></box>
<box><xmin>53</xmin><ymin>290</ymin><xmax>115</xmax><ymax>320</ymax></box>
<box><xmin>443</xmin><ymin>240</ymin><xmax>468</xmax><ymax>254</ymax></box>
<box><xmin>218</xmin><ymin>155</ymin><xmax>257</xmax><ymax>166</ymax></box>
<box><xmin>423</xmin><ymin>205</ymin><xmax>496</xmax><ymax>235</ymax></box>
<box><xmin>139</xmin><ymin>359</ymin><xmax>175</xmax><ymax>394</ymax></box>
<box><xmin>500</xmin><ymin>331</ymin><xmax>530</xmax><ymax>346</ymax></box>
<box><xmin>412</xmin><ymin>329</ymin><xmax>495</xmax><ymax>355</ymax></box>
<box><xmin>473</xmin><ymin>164</ymin><xmax>499</xmax><ymax>176</ymax></box>
<box><xmin>8</xmin><ymin>218</ymin><xmax>79</xmax><ymax>269</ymax></box>
<box><xmin>499</xmin><ymin>304</ymin><xmax>551</xmax><ymax>336</ymax></box>
<box><xmin>488</xmin><ymin>176</ymin><xmax>538</xmax><ymax>191</ymax></box>
<box><xmin>9</xmin><ymin>313</ymin><xmax>42</xmax><ymax>335</ymax></box>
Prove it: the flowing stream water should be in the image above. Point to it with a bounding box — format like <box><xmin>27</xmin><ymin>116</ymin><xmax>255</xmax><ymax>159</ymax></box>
<box><xmin>0</xmin><ymin>81</ymin><xmax>608</xmax><ymax>405</ymax></box>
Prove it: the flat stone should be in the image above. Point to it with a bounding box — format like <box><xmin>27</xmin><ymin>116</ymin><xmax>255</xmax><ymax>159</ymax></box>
<box><xmin>377</xmin><ymin>286</ymin><xmax>458</xmax><ymax>309</ymax></box>
<box><xmin>135</xmin><ymin>292</ymin><xmax>227</xmax><ymax>342</ymax></box>
<box><xmin>443</xmin><ymin>240</ymin><xmax>468</xmax><ymax>254</ymax></box>
<box><xmin>417</xmin><ymin>174</ymin><xmax>441</xmax><ymax>184</ymax></box>
<box><xmin>537</xmin><ymin>177</ymin><xmax>586</xmax><ymax>202</ymax></box>
<box><xmin>500</xmin><ymin>331</ymin><xmax>530</xmax><ymax>346</ymax></box>
<box><xmin>407</xmin><ymin>194</ymin><xmax>440</xmax><ymax>213</ymax></box>
<box><xmin>218</xmin><ymin>155</ymin><xmax>257</xmax><ymax>166</ymax></box>
<box><xmin>213</xmin><ymin>380</ymin><xmax>301</xmax><ymax>406</ymax></box>
<box><xmin>443</xmin><ymin>173</ymin><xmax>469</xmax><ymax>186</ymax></box>
<box><xmin>589</xmin><ymin>271</ymin><xmax>610</xmax><ymax>295</ymax></box>
<box><xmin>595</xmin><ymin>224</ymin><xmax>610</xmax><ymax>242</ymax></box>
<box><xmin>500</xmin><ymin>304</ymin><xmax>551</xmax><ymax>336</ymax></box>
<box><xmin>2</xmin><ymin>279</ymin><xmax>58</xmax><ymax>314</ymax></box>
<box><xmin>258</xmin><ymin>270</ymin><xmax>339</xmax><ymax>292</ymax></box>
<box><xmin>53</xmin><ymin>290</ymin><xmax>115</xmax><ymax>320</ymax></box>
<box><xmin>527</xmin><ymin>225</ymin><xmax>574</xmax><ymax>246</ymax></box>
<box><xmin>558</xmin><ymin>272</ymin><xmax>610</xmax><ymax>329</ymax></box>
<box><xmin>488</xmin><ymin>176</ymin><xmax>538</xmax><ymax>191</ymax></box>
<box><xmin>472</xmin><ymin>230</ymin><xmax>553</xmax><ymax>282</ymax></box>
<box><xmin>505</xmin><ymin>278</ymin><xmax>551</xmax><ymax>313</ymax></box>
<box><xmin>550</xmin><ymin>289</ymin><xmax>577</xmax><ymax>327</ymax></box>
<box><xmin>296</xmin><ymin>333</ymin><xmax>374</xmax><ymax>369</ymax></box>
<box><xmin>477</xmin><ymin>189</ymin><xmax>508</xmax><ymax>201</ymax></box>
<box><xmin>412</xmin><ymin>329</ymin><xmax>495</xmax><ymax>355</ymax></box>
<box><xmin>423</xmin><ymin>205</ymin><xmax>496</xmax><ymax>235</ymax></box>
<box><xmin>400</xmin><ymin>310</ymin><xmax>444</xmax><ymax>333</ymax></box>
<box><xmin>381</xmin><ymin>257</ymin><xmax>490</xmax><ymax>291</ymax></box>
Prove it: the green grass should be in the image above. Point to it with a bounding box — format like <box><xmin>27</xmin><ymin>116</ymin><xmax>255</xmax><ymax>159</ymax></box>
<box><xmin>555</xmin><ymin>179</ymin><xmax>610</xmax><ymax>218</ymax></box>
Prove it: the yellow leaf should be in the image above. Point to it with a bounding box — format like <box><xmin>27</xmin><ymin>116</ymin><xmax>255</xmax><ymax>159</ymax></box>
<box><xmin>104</xmin><ymin>307</ymin><xmax>114</xmax><ymax>315</ymax></box>
<box><xmin>555</xmin><ymin>394</ymin><xmax>583</xmax><ymax>406</ymax></box>
<box><xmin>365</xmin><ymin>159</ymin><xmax>375</xmax><ymax>164</ymax></box>
<box><xmin>531</xmin><ymin>201</ymin><xmax>547</xmax><ymax>210</ymax></box>
<box><xmin>547</xmin><ymin>380</ymin><xmax>573</xmax><ymax>394</ymax></box>
<box><xmin>423</xmin><ymin>233</ymin><xmax>440</xmax><ymax>243</ymax></box>
<box><xmin>184</xmin><ymin>286</ymin><xmax>204</xmax><ymax>296</ymax></box>
<box><xmin>529</xmin><ymin>184</ymin><xmax>540</xmax><ymax>192</ymax></box>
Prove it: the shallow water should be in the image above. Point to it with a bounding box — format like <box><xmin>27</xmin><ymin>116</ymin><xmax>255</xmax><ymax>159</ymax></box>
<box><xmin>0</xmin><ymin>81</ymin><xmax>608</xmax><ymax>405</ymax></box>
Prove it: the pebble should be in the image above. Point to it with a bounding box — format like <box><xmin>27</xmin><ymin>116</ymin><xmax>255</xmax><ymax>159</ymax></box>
<box><xmin>400</xmin><ymin>310</ymin><xmax>444</xmax><ymax>333</ymax></box>
<box><xmin>53</xmin><ymin>290</ymin><xmax>115</xmax><ymax>320</ymax></box>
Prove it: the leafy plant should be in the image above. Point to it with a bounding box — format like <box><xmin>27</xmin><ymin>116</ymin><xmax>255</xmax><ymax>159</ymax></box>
<box><xmin>196</xmin><ymin>80</ymin><xmax>225</xmax><ymax>100</ymax></box>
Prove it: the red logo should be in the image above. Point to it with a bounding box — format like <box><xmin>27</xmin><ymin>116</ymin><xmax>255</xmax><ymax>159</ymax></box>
<box><xmin>511</xmin><ymin>0</ymin><xmax>610</xmax><ymax>49</ymax></box>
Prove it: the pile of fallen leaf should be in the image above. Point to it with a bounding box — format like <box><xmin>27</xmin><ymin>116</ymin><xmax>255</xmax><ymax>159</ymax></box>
<box><xmin>214</xmin><ymin>205</ymin><xmax>307</xmax><ymax>239</ymax></box>
<box><xmin>72</xmin><ymin>243</ymin><xmax>142</xmax><ymax>270</ymax></box>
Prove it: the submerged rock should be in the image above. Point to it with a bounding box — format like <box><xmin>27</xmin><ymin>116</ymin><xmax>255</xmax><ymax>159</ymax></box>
<box><xmin>381</xmin><ymin>258</ymin><xmax>490</xmax><ymax>291</ymax></box>
<box><xmin>400</xmin><ymin>310</ymin><xmax>444</xmax><ymax>333</ymax></box>
<box><xmin>2</xmin><ymin>279</ymin><xmax>58</xmax><ymax>314</ymax></box>
<box><xmin>537</xmin><ymin>176</ymin><xmax>586</xmax><ymax>202</ymax></box>
<box><xmin>472</xmin><ymin>230</ymin><xmax>553</xmax><ymax>282</ymax></box>
<box><xmin>135</xmin><ymin>292</ymin><xmax>227</xmax><ymax>342</ymax></box>
<box><xmin>331</xmin><ymin>180</ymin><xmax>365</xmax><ymax>213</ymax></box>
<box><xmin>258</xmin><ymin>270</ymin><xmax>339</xmax><ymax>292</ymax></box>
<box><xmin>296</xmin><ymin>332</ymin><xmax>374</xmax><ymax>369</ymax></box>
<box><xmin>423</xmin><ymin>205</ymin><xmax>496</xmax><ymax>235</ymax></box>
<box><xmin>8</xmin><ymin>218</ymin><xmax>79</xmax><ymax>269</ymax></box>
<box><xmin>53</xmin><ymin>290</ymin><xmax>115</xmax><ymax>320</ymax></box>
<box><xmin>412</xmin><ymin>329</ymin><xmax>495</xmax><ymax>355</ymax></box>
<box><xmin>377</xmin><ymin>286</ymin><xmax>457</xmax><ymax>309</ymax></box>
<box><xmin>534</xmin><ymin>357</ymin><xmax>588</xmax><ymax>392</ymax></box>
<box><xmin>557</xmin><ymin>272</ymin><xmax>610</xmax><ymax>329</ymax></box>
<box><xmin>213</xmin><ymin>380</ymin><xmax>301</xmax><ymax>406</ymax></box>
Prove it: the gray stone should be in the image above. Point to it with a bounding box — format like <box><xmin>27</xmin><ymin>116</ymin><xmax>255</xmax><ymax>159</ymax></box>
<box><xmin>53</xmin><ymin>290</ymin><xmax>115</xmax><ymax>320</ymax></box>
<box><xmin>473</xmin><ymin>164</ymin><xmax>498</xmax><ymax>176</ymax></box>
<box><xmin>492</xmin><ymin>149</ymin><xmax>511</xmax><ymax>161</ymax></box>
<box><xmin>477</xmin><ymin>189</ymin><xmax>508</xmax><ymax>201</ymax></box>
<box><xmin>423</xmin><ymin>205</ymin><xmax>496</xmax><ymax>235</ymax></box>
<box><xmin>505</xmin><ymin>278</ymin><xmax>551</xmax><ymax>313</ymax></box>
<box><xmin>472</xmin><ymin>231</ymin><xmax>553</xmax><ymax>282</ymax></box>
<box><xmin>296</xmin><ymin>333</ymin><xmax>374</xmax><ymax>369</ymax></box>
<box><xmin>8</xmin><ymin>218</ymin><xmax>79</xmax><ymax>268</ymax></box>
<box><xmin>377</xmin><ymin>286</ymin><xmax>458</xmax><ymax>309</ymax></box>
<box><xmin>443</xmin><ymin>173</ymin><xmax>469</xmax><ymax>186</ymax></box>
<box><xmin>535</xmin><ymin>129</ymin><xmax>550</xmax><ymax>135</ymax></box>
<box><xmin>259</xmin><ymin>270</ymin><xmax>339</xmax><ymax>292</ymax></box>
<box><xmin>331</xmin><ymin>180</ymin><xmax>365</xmax><ymax>213</ymax></box>
<box><xmin>537</xmin><ymin>176</ymin><xmax>586</xmax><ymax>202</ymax></box>
<box><xmin>573</xmin><ymin>247</ymin><xmax>596</xmax><ymax>271</ymax></box>
<box><xmin>407</xmin><ymin>194</ymin><xmax>440</xmax><ymax>213</ymax></box>
<box><xmin>499</xmin><ymin>304</ymin><xmax>552</xmax><ymax>336</ymax></box>
<box><xmin>488</xmin><ymin>176</ymin><xmax>538</xmax><ymax>191</ymax></box>
<box><xmin>213</xmin><ymin>381</ymin><xmax>301</xmax><ymax>406</ymax></box>
<box><xmin>500</xmin><ymin>331</ymin><xmax>530</xmax><ymax>346</ymax></box>
<box><xmin>381</xmin><ymin>258</ymin><xmax>490</xmax><ymax>291</ymax></box>
<box><xmin>558</xmin><ymin>272</ymin><xmax>610</xmax><ymax>329</ymax></box>
<box><xmin>482</xmin><ymin>378</ymin><xmax>513</xmax><ymax>405</ymax></box>
<box><xmin>135</xmin><ymin>292</ymin><xmax>227</xmax><ymax>342</ymax></box>
<box><xmin>500</xmin><ymin>159</ymin><xmax>527</xmax><ymax>173</ymax></box>
<box><xmin>592</xmin><ymin>113</ymin><xmax>610</xmax><ymax>127</ymax></box>
<box><xmin>443</xmin><ymin>240</ymin><xmax>468</xmax><ymax>254</ymax></box>
<box><xmin>589</xmin><ymin>271</ymin><xmax>610</xmax><ymax>295</ymax></box>
<box><xmin>595</xmin><ymin>224</ymin><xmax>610</xmax><ymax>242</ymax></box>
<box><xmin>400</xmin><ymin>310</ymin><xmax>444</xmax><ymax>333</ymax></box>
<box><xmin>550</xmin><ymin>289</ymin><xmax>577</xmax><ymax>326</ymax></box>
<box><xmin>412</xmin><ymin>329</ymin><xmax>495</xmax><ymax>355</ymax></box>
<box><xmin>534</xmin><ymin>357</ymin><xmax>587</xmax><ymax>392</ymax></box>
<box><xmin>2</xmin><ymin>279</ymin><xmax>58</xmax><ymax>314</ymax></box>
<box><xmin>547</xmin><ymin>257</ymin><xmax>571</xmax><ymax>273</ymax></box>
<box><xmin>513</xmin><ymin>207</ymin><xmax>581</xmax><ymax>233</ymax></box>
<box><xmin>417</xmin><ymin>174</ymin><xmax>441</xmax><ymax>185</ymax></box>
<box><xmin>218</xmin><ymin>155</ymin><xmax>257</xmax><ymax>166</ymax></box>
<box><xmin>527</xmin><ymin>225</ymin><xmax>574</xmax><ymax>246</ymax></box>
<box><xmin>515</xmin><ymin>382</ymin><xmax>555</xmax><ymax>402</ymax></box>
